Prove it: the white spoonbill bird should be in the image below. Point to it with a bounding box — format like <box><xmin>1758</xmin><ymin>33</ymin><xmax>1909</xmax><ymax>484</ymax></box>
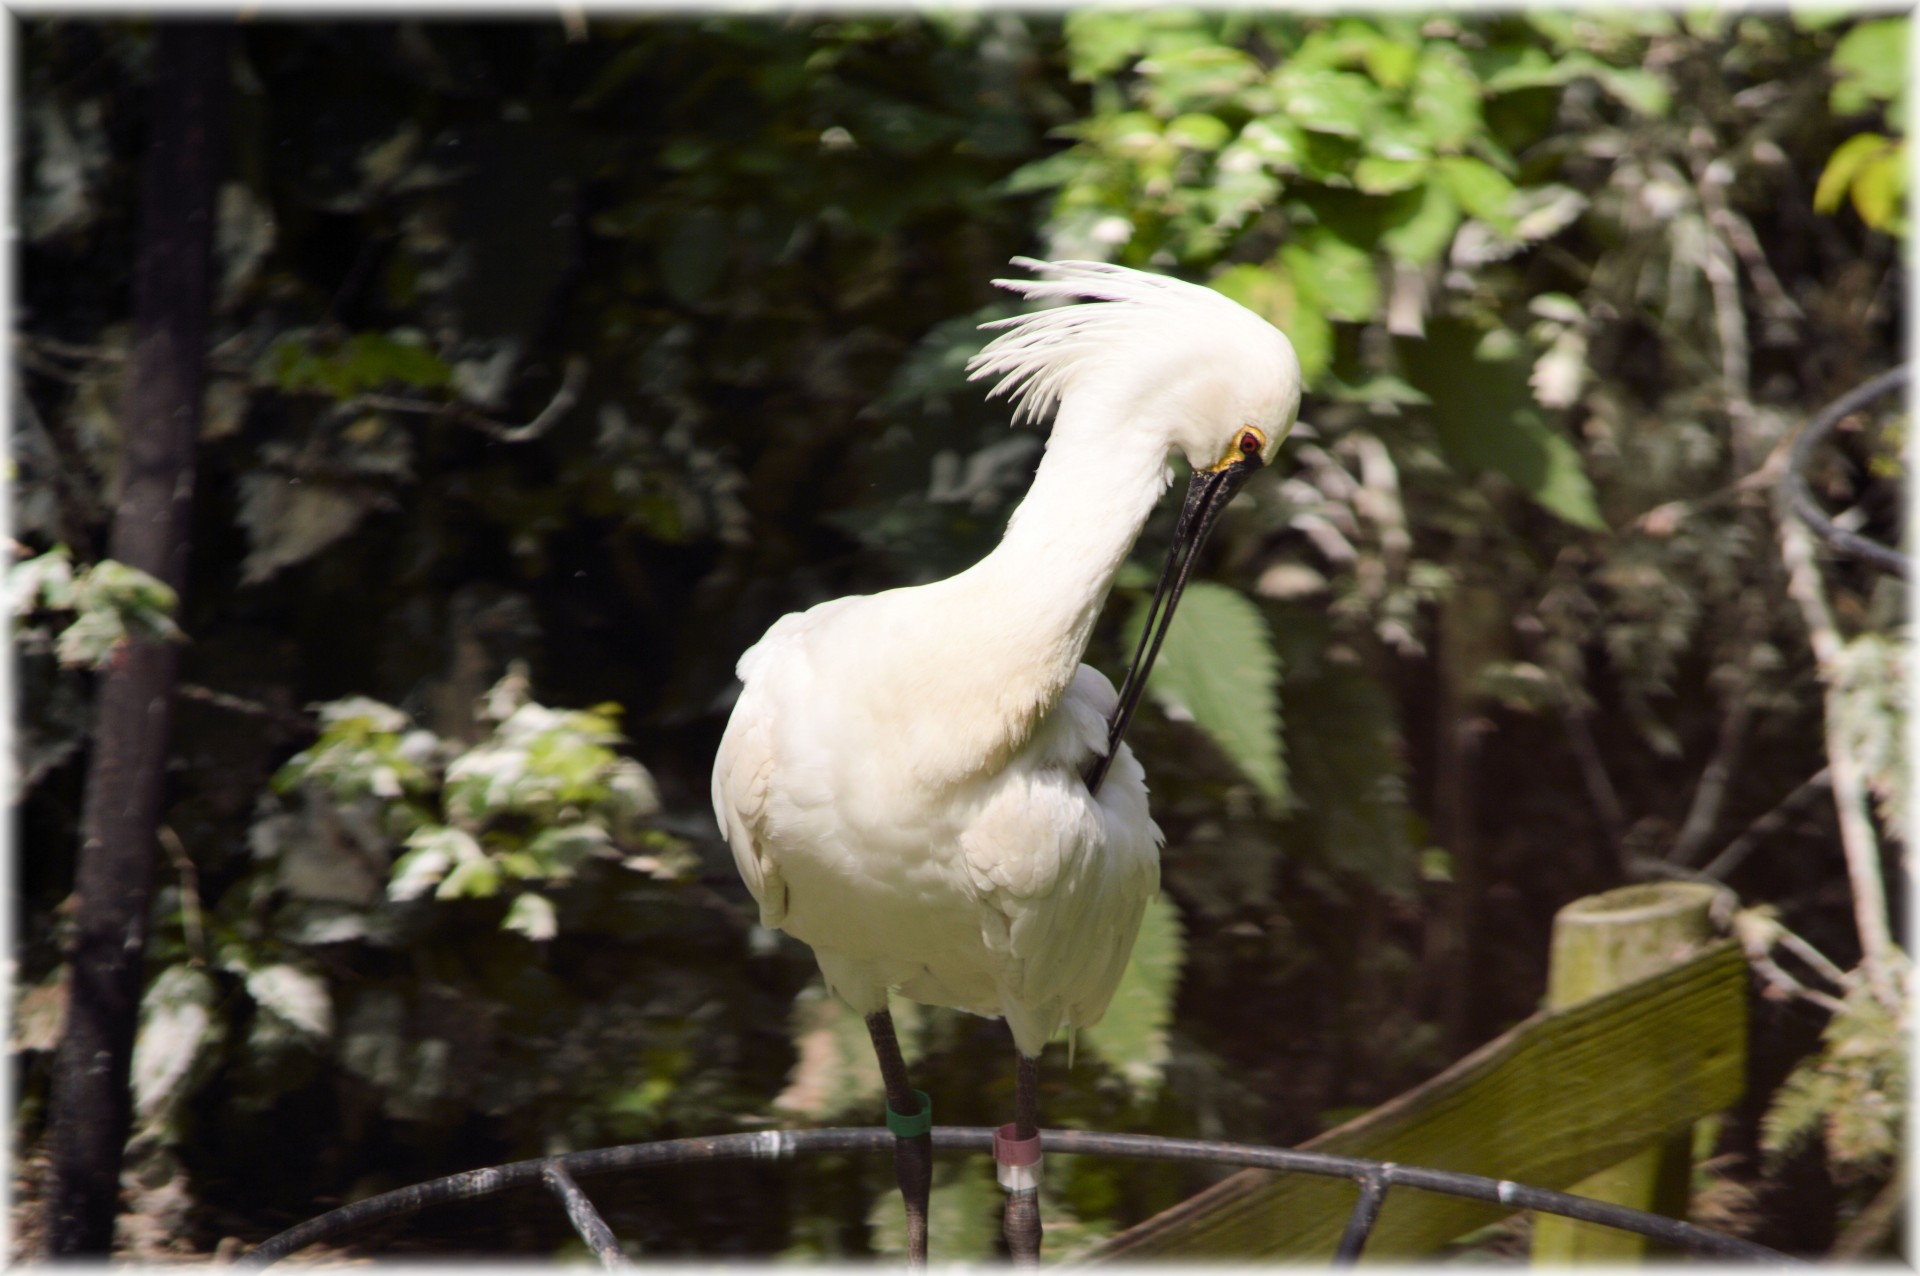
<box><xmin>712</xmin><ymin>258</ymin><xmax>1301</xmax><ymax>1265</ymax></box>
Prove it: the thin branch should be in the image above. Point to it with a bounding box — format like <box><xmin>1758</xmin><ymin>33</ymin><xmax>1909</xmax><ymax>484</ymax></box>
<box><xmin>1772</xmin><ymin>925</ymin><xmax>1850</xmax><ymax>993</ymax></box>
<box><xmin>1667</xmin><ymin>690</ymin><xmax>1753</xmax><ymax>866</ymax></box>
<box><xmin>347</xmin><ymin>355</ymin><xmax>588</xmax><ymax>444</ymax></box>
<box><xmin>1698</xmin><ymin>769</ymin><xmax>1831</xmax><ymax>881</ymax></box>
<box><xmin>1691</xmin><ymin>133</ymin><xmax>1757</xmax><ymax>476</ymax></box>
<box><xmin>1706</xmin><ymin>204</ymin><xmax>1800</xmax><ymax>328</ymax></box>
<box><xmin>13</xmin><ymin>333</ymin><xmax>130</xmax><ymax>365</ymax></box>
<box><xmin>15</xmin><ymin>334</ymin><xmax>593</xmax><ymax>448</ymax></box>
<box><xmin>156</xmin><ymin>826</ymin><xmax>207</xmax><ymax>968</ymax></box>
<box><xmin>1777</xmin><ymin>512</ymin><xmax>1897</xmax><ymax>1009</ymax></box>
<box><xmin>1670</xmin><ymin>619</ymin><xmax>1770</xmax><ymax>867</ymax></box>
<box><xmin>176</xmin><ymin>682</ymin><xmax>316</xmax><ymax>738</ymax></box>
<box><xmin>1735</xmin><ymin>918</ymin><xmax>1848</xmax><ymax>1015</ymax></box>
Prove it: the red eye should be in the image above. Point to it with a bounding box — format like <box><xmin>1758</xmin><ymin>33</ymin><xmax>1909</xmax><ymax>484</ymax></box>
<box><xmin>1238</xmin><ymin>431</ymin><xmax>1261</xmax><ymax>455</ymax></box>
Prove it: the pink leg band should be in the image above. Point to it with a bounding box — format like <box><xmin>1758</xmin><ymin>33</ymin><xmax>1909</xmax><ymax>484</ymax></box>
<box><xmin>993</xmin><ymin>1123</ymin><xmax>1044</xmax><ymax>1190</ymax></box>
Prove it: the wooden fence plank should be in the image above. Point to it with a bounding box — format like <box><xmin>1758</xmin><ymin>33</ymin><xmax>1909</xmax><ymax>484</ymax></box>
<box><xmin>1085</xmin><ymin>939</ymin><xmax>1747</xmax><ymax>1262</ymax></box>
<box><xmin>1534</xmin><ymin>882</ymin><xmax>1721</xmax><ymax>1262</ymax></box>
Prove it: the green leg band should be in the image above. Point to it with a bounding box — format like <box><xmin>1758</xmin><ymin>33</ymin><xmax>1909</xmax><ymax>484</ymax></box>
<box><xmin>886</xmin><ymin>1089</ymin><xmax>932</xmax><ymax>1138</ymax></box>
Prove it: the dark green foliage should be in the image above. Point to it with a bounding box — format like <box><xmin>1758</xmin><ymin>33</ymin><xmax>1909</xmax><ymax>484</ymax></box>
<box><xmin>12</xmin><ymin>11</ymin><xmax>1905</xmax><ymax>1261</ymax></box>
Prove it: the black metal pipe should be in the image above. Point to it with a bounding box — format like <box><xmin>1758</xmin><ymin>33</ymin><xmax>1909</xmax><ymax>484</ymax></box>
<box><xmin>1331</xmin><ymin>1168</ymin><xmax>1391</xmax><ymax>1265</ymax></box>
<box><xmin>541</xmin><ymin>1157</ymin><xmax>630</xmax><ymax>1269</ymax></box>
<box><xmin>1780</xmin><ymin>364</ymin><xmax>1910</xmax><ymax>578</ymax></box>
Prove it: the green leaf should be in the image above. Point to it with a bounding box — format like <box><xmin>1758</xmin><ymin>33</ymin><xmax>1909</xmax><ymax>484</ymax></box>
<box><xmin>9</xmin><ymin>545</ymin><xmax>75</xmax><ymax>614</ymax></box>
<box><xmin>1815</xmin><ymin>133</ymin><xmax>1893</xmax><ymax>213</ymax></box>
<box><xmin>243</xmin><ymin>963</ymin><xmax>333</xmax><ymax>1039</ymax></box>
<box><xmin>389</xmin><ymin>826</ymin><xmax>474</xmax><ymax>900</ymax></box>
<box><xmin>1409</xmin><ymin>46</ymin><xmax>1483</xmax><ymax>151</ymax></box>
<box><xmin>1400</xmin><ymin>320</ymin><xmax>1606</xmax><ymax>530</ymax></box>
<box><xmin>1353</xmin><ymin>156</ymin><xmax>1429</xmax><ymax>195</ymax></box>
<box><xmin>1063</xmin><ymin>10</ymin><xmax>1154</xmax><ymax>80</ymax></box>
<box><xmin>1791</xmin><ymin>7</ymin><xmax>1852</xmax><ymax>31</ymax></box>
<box><xmin>1281</xmin><ymin>233</ymin><xmax>1379</xmax><ymax>323</ymax></box>
<box><xmin>1850</xmin><ymin>145</ymin><xmax>1906</xmax><ymax>232</ymax></box>
<box><xmin>1165</xmin><ymin>112</ymin><xmax>1231</xmax><ymax>152</ymax></box>
<box><xmin>1079</xmin><ymin>892</ymin><xmax>1184</xmax><ymax>1095</ymax></box>
<box><xmin>1830</xmin><ymin>18</ymin><xmax>1908</xmax><ymax>116</ymax></box>
<box><xmin>1143</xmin><ymin>46</ymin><xmax>1263</xmax><ymax>112</ymax></box>
<box><xmin>1436</xmin><ymin>156</ymin><xmax>1518</xmax><ymax>232</ymax></box>
<box><xmin>503</xmin><ymin>891</ymin><xmax>558</xmax><ymax>941</ymax></box>
<box><xmin>1361</xmin><ymin>39</ymin><xmax>1418</xmax><ymax>91</ymax></box>
<box><xmin>1227</xmin><ymin>118</ymin><xmax>1308</xmax><ymax>171</ymax></box>
<box><xmin>1381</xmin><ymin>181</ymin><xmax>1463</xmax><ymax>265</ymax></box>
<box><xmin>51</xmin><ymin>557</ymin><xmax>183</xmax><ymax>668</ymax></box>
<box><xmin>1120</xmin><ymin>579</ymin><xmax>1287</xmax><ymax>802</ymax></box>
<box><xmin>436</xmin><ymin>855</ymin><xmax>502</xmax><ymax>900</ymax></box>
<box><xmin>1275</xmin><ymin>68</ymin><xmax>1380</xmax><ymax>138</ymax></box>
<box><xmin>131</xmin><ymin>965</ymin><xmax>224</xmax><ymax>1133</ymax></box>
<box><xmin>1595</xmin><ymin>67</ymin><xmax>1672</xmax><ymax>117</ymax></box>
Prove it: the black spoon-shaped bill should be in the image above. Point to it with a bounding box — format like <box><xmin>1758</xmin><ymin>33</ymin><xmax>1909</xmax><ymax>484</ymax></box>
<box><xmin>1084</xmin><ymin>453</ymin><xmax>1263</xmax><ymax>796</ymax></box>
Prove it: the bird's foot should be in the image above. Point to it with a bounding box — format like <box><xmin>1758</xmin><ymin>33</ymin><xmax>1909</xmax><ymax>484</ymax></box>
<box><xmin>995</xmin><ymin>1124</ymin><xmax>1044</xmax><ymax>1267</ymax></box>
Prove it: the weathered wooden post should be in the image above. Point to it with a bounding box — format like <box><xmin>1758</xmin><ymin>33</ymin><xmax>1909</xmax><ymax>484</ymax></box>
<box><xmin>1531</xmin><ymin>881</ymin><xmax>1722</xmax><ymax>1264</ymax></box>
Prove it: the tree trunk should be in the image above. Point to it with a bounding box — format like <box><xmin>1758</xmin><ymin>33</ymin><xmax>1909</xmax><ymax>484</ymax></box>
<box><xmin>47</xmin><ymin>22</ymin><xmax>229</xmax><ymax>1257</ymax></box>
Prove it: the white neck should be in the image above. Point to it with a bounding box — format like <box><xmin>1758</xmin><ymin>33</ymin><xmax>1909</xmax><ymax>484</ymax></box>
<box><xmin>894</xmin><ymin>393</ymin><xmax>1172</xmax><ymax>780</ymax></box>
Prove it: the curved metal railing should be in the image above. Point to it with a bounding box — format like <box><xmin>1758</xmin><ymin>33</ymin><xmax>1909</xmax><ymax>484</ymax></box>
<box><xmin>1780</xmin><ymin>364</ymin><xmax>1909</xmax><ymax>579</ymax></box>
<box><xmin>238</xmin><ymin>1125</ymin><xmax>1797</xmax><ymax>1267</ymax></box>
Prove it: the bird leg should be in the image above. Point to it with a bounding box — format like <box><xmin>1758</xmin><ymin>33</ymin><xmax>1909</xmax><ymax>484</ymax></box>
<box><xmin>866</xmin><ymin>1010</ymin><xmax>932</xmax><ymax>1269</ymax></box>
<box><xmin>998</xmin><ymin>1052</ymin><xmax>1044</xmax><ymax>1267</ymax></box>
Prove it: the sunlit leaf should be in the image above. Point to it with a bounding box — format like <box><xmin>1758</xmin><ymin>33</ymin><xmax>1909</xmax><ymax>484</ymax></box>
<box><xmin>1410</xmin><ymin>45</ymin><xmax>1483</xmax><ymax>151</ymax></box>
<box><xmin>1401</xmin><ymin>320</ymin><xmax>1606</xmax><ymax>530</ymax></box>
<box><xmin>1353</xmin><ymin>156</ymin><xmax>1428</xmax><ymax>195</ymax></box>
<box><xmin>1381</xmin><ymin>181</ymin><xmax>1462</xmax><ymax>265</ymax></box>
<box><xmin>1437</xmin><ymin>156</ymin><xmax>1519</xmax><ymax>232</ymax></box>
<box><xmin>1063</xmin><ymin>10</ymin><xmax>1155</xmax><ymax>80</ymax></box>
<box><xmin>1276</xmin><ymin>68</ymin><xmax>1380</xmax><ymax>137</ymax></box>
<box><xmin>244</xmin><ymin>963</ymin><xmax>334</xmax><ymax>1039</ymax></box>
<box><xmin>44</xmin><ymin>557</ymin><xmax>183</xmax><ymax>669</ymax></box>
<box><xmin>503</xmin><ymin>891</ymin><xmax>558</xmax><ymax>941</ymax></box>
<box><xmin>1849</xmin><ymin>147</ymin><xmax>1905</xmax><ymax>232</ymax></box>
<box><xmin>9</xmin><ymin>544</ymin><xmax>75</xmax><ymax>614</ymax></box>
<box><xmin>1361</xmin><ymin>38</ymin><xmax>1418</xmax><ymax>91</ymax></box>
<box><xmin>1282</xmin><ymin>233</ymin><xmax>1379</xmax><ymax>323</ymax></box>
<box><xmin>132</xmin><ymin>965</ymin><xmax>223</xmax><ymax>1132</ymax></box>
<box><xmin>1165</xmin><ymin>112</ymin><xmax>1231</xmax><ymax>152</ymax></box>
<box><xmin>1595</xmin><ymin>66</ymin><xmax>1672</xmax><ymax>117</ymax></box>
<box><xmin>1814</xmin><ymin>133</ymin><xmax>1894</xmax><ymax>213</ymax></box>
<box><xmin>1829</xmin><ymin>18</ymin><xmax>1907</xmax><ymax>116</ymax></box>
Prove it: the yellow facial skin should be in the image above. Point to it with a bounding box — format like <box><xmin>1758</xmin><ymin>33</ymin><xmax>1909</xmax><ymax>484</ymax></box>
<box><xmin>1205</xmin><ymin>425</ymin><xmax>1268</xmax><ymax>472</ymax></box>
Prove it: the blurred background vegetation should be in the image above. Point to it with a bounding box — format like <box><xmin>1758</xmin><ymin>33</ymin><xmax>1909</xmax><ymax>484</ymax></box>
<box><xmin>11</xmin><ymin>10</ymin><xmax>1906</xmax><ymax>1262</ymax></box>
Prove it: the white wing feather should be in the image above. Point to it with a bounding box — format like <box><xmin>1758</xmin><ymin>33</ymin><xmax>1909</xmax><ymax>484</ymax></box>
<box><xmin>948</xmin><ymin>665</ymin><xmax>1160</xmax><ymax>1056</ymax></box>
